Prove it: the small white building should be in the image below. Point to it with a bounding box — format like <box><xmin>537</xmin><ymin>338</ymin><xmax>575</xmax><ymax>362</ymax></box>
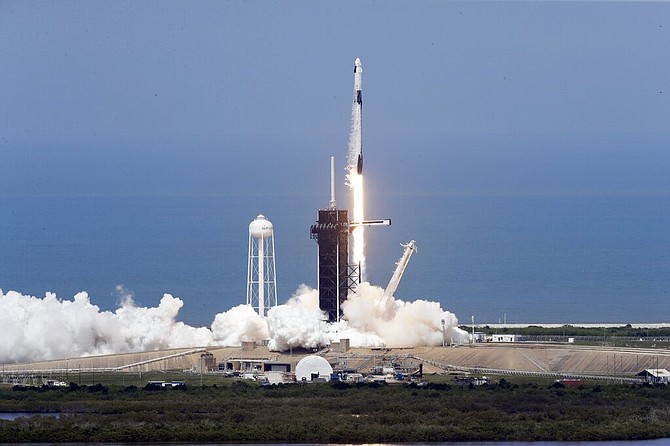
<box><xmin>489</xmin><ymin>334</ymin><xmax>518</xmax><ymax>343</ymax></box>
<box><xmin>473</xmin><ymin>332</ymin><xmax>487</xmax><ymax>343</ymax></box>
<box><xmin>637</xmin><ymin>368</ymin><xmax>670</xmax><ymax>384</ymax></box>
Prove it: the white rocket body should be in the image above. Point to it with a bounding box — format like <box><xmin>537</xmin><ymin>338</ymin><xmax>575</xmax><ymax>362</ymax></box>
<box><xmin>353</xmin><ymin>57</ymin><xmax>363</xmax><ymax>174</ymax></box>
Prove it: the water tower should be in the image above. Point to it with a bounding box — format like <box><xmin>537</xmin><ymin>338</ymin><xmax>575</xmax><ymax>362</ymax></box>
<box><xmin>246</xmin><ymin>214</ymin><xmax>277</xmax><ymax>317</ymax></box>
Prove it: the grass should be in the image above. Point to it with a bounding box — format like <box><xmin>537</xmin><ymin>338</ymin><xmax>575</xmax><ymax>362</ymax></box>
<box><xmin>1</xmin><ymin>376</ymin><xmax>669</xmax><ymax>442</ymax></box>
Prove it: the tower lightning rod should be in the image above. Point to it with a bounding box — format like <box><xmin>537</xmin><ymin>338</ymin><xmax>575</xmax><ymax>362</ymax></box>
<box><xmin>329</xmin><ymin>156</ymin><xmax>336</xmax><ymax>209</ymax></box>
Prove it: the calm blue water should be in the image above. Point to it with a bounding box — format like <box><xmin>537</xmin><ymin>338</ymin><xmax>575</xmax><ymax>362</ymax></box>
<box><xmin>0</xmin><ymin>412</ymin><xmax>61</xmax><ymax>420</ymax></box>
<box><xmin>0</xmin><ymin>194</ymin><xmax>668</xmax><ymax>326</ymax></box>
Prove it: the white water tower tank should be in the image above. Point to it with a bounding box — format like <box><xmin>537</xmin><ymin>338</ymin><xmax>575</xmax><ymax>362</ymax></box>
<box><xmin>246</xmin><ymin>214</ymin><xmax>277</xmax><ymax>317</ymax></box>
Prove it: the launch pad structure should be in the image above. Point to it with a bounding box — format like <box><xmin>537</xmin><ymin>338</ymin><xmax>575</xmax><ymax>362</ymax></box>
<box><xmin>310</xmin><ymin>157</ymin><xmax>358</xmax><ymax>322</ymax></box>
<box><xmin>310</xmin><ymin>157</ymin><xmax>390</xmax><ymax>322</ymax></box>
<box><xmin>310</xmin><ymin>208</ymin><xmax>360</xmax><ymax>322</ymax></box>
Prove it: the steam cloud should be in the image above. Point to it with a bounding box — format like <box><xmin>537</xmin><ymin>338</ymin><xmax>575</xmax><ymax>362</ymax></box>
<box><xmin>0</xmin><ymin>284</ymin><xmax>469</xmax><ymax>364</ymax></box>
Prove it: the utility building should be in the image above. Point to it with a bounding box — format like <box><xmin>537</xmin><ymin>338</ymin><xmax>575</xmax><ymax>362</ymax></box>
<box><xmin>637</xmin><ymin>368</ymin><xmax>670</xmax><ymax>384</ymax></box>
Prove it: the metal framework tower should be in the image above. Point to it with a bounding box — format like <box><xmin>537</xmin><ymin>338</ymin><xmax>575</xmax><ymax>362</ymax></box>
<box><xmin>310</xmin><ymin>156</ymin><xmax>391</xmax><ymax>322</ymax></box>
<box><xmin>310</xmin><ymin>157</ymin><xmax>359</xmax><ymax>322</ymax></box>
<box><xmin>310</xmin><ymin>208</ymin><xmax>358</xmax><ymax>322</ymax></box>
<box><xmin>246</xmin><ymin>214</ymin><xmax>277</xmax><ymax>317</ymax></box>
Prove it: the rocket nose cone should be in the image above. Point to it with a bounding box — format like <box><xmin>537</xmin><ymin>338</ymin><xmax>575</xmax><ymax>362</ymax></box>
<box><xmin>355</xmin><ymin>57</ymin><xmax>362</xmax><ymax>67</ymax></box>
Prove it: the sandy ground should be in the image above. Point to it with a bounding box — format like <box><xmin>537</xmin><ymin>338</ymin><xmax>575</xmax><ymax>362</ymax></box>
<box><xmin>2</xmin><ymin>342</ymin><xmax>669</xmax><ymax>377</ymax></box>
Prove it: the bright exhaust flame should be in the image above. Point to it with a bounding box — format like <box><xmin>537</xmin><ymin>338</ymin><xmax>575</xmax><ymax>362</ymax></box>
<box><xmin>351</xmin><ymin>172</ymin><xmax>365</xmax><ymax>277</ymax></box>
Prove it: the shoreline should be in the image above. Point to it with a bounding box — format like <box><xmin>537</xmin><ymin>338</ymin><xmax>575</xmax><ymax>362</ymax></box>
<box><xmin>480</xmin><ymin>323</ymin><xmax>670</xmax><ymax>329</ymax></box>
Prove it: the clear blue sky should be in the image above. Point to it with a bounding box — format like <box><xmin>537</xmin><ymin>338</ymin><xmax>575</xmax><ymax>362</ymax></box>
<box><xmin>2</xmin><ymin>0</ymin><xmax>669</xmax><ymax>198</ymax></box>
<box><xmin>2</xmin><ymin>1</ymin><xmax>670</xmax><ymax>326</ymax></box>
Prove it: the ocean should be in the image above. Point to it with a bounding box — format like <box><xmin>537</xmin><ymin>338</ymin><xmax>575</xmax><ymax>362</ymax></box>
<box><xmin>1</xmin><ymin>193</ymin><xmax>668</xmax><ymax>327</ymax></box>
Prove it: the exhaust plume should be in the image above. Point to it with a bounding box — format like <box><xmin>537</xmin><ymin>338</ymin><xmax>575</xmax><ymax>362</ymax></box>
<box><xmin>0</xmin><ymin>284</ymin><xmax>468</xmax><ymax>364</ymax></box>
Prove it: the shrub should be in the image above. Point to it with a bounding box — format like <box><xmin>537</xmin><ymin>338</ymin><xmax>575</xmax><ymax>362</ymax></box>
<box><xmin>332</xmin><ymin>381</ymin><xmax>351</xmax><ymax>390</ymax></box>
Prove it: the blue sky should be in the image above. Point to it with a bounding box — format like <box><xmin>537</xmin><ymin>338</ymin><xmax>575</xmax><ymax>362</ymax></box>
<box><xmin>2</xmin><ymin>1</ymin><xmax>670</xmax><ymax>325</ymax></box>
<box><xmin>2</xmin><ymin>0</ymin><xmax>669</xmax><ymax>199</ymax></box>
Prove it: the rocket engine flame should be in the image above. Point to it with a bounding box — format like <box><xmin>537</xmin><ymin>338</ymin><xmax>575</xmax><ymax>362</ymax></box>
<box><xmin>350</xmin><ymin>173</ymin><xmax>365</xmax><ymax>273</ymax></box>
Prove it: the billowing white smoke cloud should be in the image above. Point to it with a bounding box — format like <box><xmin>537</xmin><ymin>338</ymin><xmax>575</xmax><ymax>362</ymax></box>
<box><xmin>0</xmin><ymin>289</ymin><xmax>213</xmax><ymax>363</ymax></box>
<box><xmin>266</xmin><ymin>284</ymin><xmax>329</xmax><ymax>351</ymax></box>
<box><xmin>340</xmin><ymin>282</ymin><xmax>467</xmax><ymax>348</ymax></box>
<box><xmin>211</xmin><ymin>304</ymin><xmax>269</xmax><ymax>345</ymax></box>
<box><xmin>0</xmin><ymin>283</ymin><xmax>469</xmax><ymax>364</ymax></box>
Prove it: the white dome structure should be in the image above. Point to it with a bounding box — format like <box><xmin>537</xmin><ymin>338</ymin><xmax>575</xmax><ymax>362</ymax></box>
<box><xmin>295</xmin><ymin>355</ymin><xmax>333</xmax><ymax>382</ymax></box>
<box><xmin>246</xmin><ymin>214</ymin><xmax>277</xmax><ymax>317</ymax></box>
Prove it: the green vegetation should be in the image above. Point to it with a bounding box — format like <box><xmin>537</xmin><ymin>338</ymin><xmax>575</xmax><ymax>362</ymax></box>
<box><xmin>1</xmin><ymin>378</ymin><xmax>669</xmax><ymax>442</ymax></box>
<box><xmin>17</xmin><ymin>370</ymin><xmax>229</xmax><ymax>388</ymax></box>
<box><xmin>462</xmin><ymin>325</ymin><xmax>670</xmax><ymax>348</ymax></box>
<box><xmin>465</xmin><ymin>324</ymin><xmax>670</xmax><ymax>338</ymax></box>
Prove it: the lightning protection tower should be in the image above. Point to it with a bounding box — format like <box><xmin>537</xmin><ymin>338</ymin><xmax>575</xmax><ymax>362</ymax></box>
<box><xmin>247</xmin><ymin>214</ymin><xmax>277</xmax><ymax>317</ymax></box>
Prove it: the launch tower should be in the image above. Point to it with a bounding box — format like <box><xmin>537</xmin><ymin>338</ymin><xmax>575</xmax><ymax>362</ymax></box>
<box><xmin>310</xmin><ymin>208</ymin><xmax>357</xmax><ymax>322</ymax></box>
<box><xmin>310</xmin><ymin>157</ymin><xmax>390</xmax><ymax>322</ymax></box>
<box><xmin>310</xmin><ymin>158</ymin><xmax>359</xmax><ymax>322</ymax></box>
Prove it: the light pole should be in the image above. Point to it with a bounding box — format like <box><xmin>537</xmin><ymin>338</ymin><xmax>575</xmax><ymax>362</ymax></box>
<box><xmin>471</xmin><ymin>315</ymin><xmax>475</xmax><ymax>347</ymax></box>
<box><xmin>441</xmin><ymin>319</ymin><xmax>446</xmax><ymax>347</ymax></box>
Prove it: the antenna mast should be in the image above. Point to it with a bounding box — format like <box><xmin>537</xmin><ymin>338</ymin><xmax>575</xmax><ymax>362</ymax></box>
<box><xmin>329</xmin><ymin>156</ymin><xmax>336</xmax><ymax>209</ymax></box>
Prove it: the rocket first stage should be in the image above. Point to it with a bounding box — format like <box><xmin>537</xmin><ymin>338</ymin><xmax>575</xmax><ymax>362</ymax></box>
<box><xmin>354</xmin><ymin>57</ymin><xmax>363</xmax><ymax>175</ymax></box>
